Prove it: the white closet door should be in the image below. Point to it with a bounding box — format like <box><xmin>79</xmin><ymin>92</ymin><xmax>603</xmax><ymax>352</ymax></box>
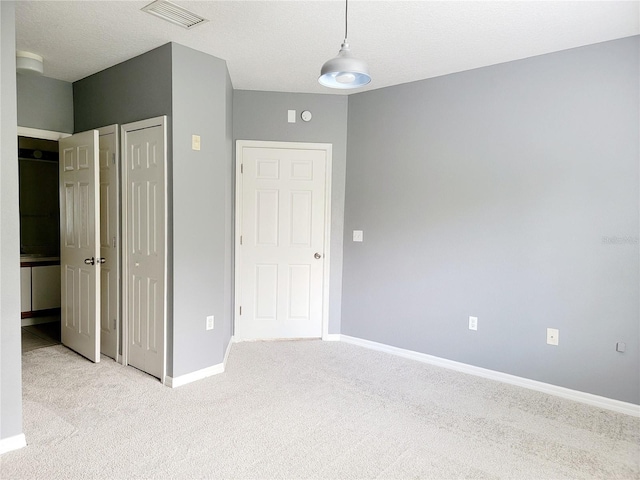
<box><xmin>59</xmin><ymin>130</ymin><xmax>100</xmax><ymax>362</ymax></box>
<box><xmin>122</xmin><ymin>117</ymin><xmax>167</xmax><ymax>381</ymax></box>
<box><xmin>98</xmin><ymin>125</ymin><xmax>119</xmax><ymax>360</ymax></box>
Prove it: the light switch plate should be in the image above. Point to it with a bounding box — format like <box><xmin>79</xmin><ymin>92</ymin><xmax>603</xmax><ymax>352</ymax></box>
<box><xmin>547</xmin><ymin>328</ymin><xmax>559</xmax><ymax>346</ymax></box>
<box><xmin>353</xmin><ymin>230</ymin><xmax>363</xmax><ymax>242</ymax></box>
<box><xmin>288</xmin><ymin>110</ymin><xmax>296</xmax><ymax>123</ymax></box>
<box><xmin>192</xmin><ymin>135</ymin><xmax>201</xmax><ymax>151</ymax></box>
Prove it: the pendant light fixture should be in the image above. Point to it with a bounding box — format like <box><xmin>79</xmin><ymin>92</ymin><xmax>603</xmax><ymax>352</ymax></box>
<box><xmin>318</xmin><ymin>0</ymin><xmax>371</xmax><ymax>89</ymax></box>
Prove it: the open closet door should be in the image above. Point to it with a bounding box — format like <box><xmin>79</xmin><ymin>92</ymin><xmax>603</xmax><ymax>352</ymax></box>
<box><xmin>59</xmin><ymin>130</ymin><xmax>101</xmax><ymax>362</ymax></box>
<box><xmin>98</xmin><ymin>125</ymin><xmax>119</xmax><ymax>361</ymax></box>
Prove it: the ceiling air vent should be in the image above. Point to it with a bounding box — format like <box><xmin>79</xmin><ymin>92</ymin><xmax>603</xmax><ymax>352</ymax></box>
<box><xmin>142</xmin><ymin>0</ymin><xmax>208</xmax><ymax>29</ymax></box>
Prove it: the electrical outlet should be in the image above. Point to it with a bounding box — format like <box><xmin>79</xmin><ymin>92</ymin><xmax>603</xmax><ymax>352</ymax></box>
<box><xmin>469</xmin><ymin>316</ymin><xmax>478</xmax><ymax>331</ymax></box>
<box><xmin>616</xmin><ymin>342</ymin><xmax>626</xmax><ymax>353</ymax></box>
<box><xmin>206</xmin><ymin>315</ymin><xmax>214</xmax><ymax>330</ymax></box>
<box><xmin>547</xmin><ymin>328</ymin><xmax>559</xmax><ymax>346</ymax></box>
<box><xmin>353</xmin><ymin>230</ymin><xmax>363</xmax><ymax>242</ymax></box>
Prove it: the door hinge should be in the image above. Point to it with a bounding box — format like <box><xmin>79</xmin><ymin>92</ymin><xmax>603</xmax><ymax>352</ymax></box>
<box><xmin>112</xmin><ymin>319</ymin><xmax>116</xmax><ymax>330</ymax></box>
<box><xmin>239</xmin><ymin>306</ymin><xmax>242</xmax><ymax>315</ymax></box>
<box><xmin>112</xmin><ymin>153</ymin><xmax>116</xmax><ymax>164</ymax></box>
<box><xmin>241</xmin><ymin>164</ymin><xmax>243</xmax><ymax>174</ymax></box>
<box><xmin>240</xmin><ymin>235</ymin><xmax>243</xmax><ymax>245</ymax></box>
<box><xmin>112</xmin><ymin>236</ymin><xmax>117</xmax><ymax>248</ymax></box>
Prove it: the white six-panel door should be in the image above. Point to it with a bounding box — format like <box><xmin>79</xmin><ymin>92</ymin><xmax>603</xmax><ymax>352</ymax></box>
<box><xmin>59</xmin><ymin>130</ymin><xmax>100</xmax><ymax>362</ymax></box>
<box><xmin>236</xmin><ymin>142</ymin><xmax>331</xmax><ymax>340</ymax></box>
<box><xmin>122</xmin><ymin>118</ymin><xmax>167</xmax><ymax>381</ymax></box>
<box><xmin>98</xmin><ymin>126</ymin><xmax>119</xmax><ymax>360</ymax></box>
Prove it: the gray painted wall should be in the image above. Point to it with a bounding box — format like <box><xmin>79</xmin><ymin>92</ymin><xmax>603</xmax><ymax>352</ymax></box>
<box><xmin>1</xmin><ymin>1</ymin><xmax>24</xmax><ymax>441</ymax></box>
<box><xmin>233</xmin><ymin>91</ymin><xmax>348</xmax><ymax>334</ymax></box>
<box><xmin>73</xmin><ymin>44</ymin><xmax>172</xmax><ymax>132</ymax></box>
<box><xmin>342</xmin><ymin>36</ymin><xmax>639</xmax><ymax>404</ymax></box>
<box><xmin>73</xmin><ymin>42</ymin><xmax>235</xmax><ymax>379</ymax></box>
<box><xmin>73</xmin><ymin>43</ymin><xmax>175</xmax><ymax>372</ymax></box>
<box><xmin>170</xmin><ymin>43</ymin><xmax>233</xmax><ymax>376</ymax></box>
<box><xmin>17</xmin><ymin>75</ymin><xmax>73</xmax><ymax>133</ymax></box>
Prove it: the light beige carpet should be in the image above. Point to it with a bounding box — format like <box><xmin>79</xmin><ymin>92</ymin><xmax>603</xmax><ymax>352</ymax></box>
<box><xmin>2</xmin><ymin>340</ymin><xmax>639</xmax><ymax>479</ymax></box>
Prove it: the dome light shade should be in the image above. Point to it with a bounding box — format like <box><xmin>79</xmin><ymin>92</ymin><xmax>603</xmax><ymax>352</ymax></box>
<box><xmin>318</xmin><ymin>0</ymin><xmax>371</xmax><ymax>90</ymax></box>
<box><xmin>16</xmin><ymin>51</ymin><xmax>43</xmax><ymax>76</ymax></box>
<box><xmin>319</xmin><ymin>42</ymin><xmax>371</xmax><ymax>89</ymax></box>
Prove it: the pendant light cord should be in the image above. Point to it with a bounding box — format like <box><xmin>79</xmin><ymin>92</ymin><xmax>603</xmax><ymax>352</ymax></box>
<box><xmin>344</xmin><ymin>0</ymin><xmax>348</xmax><ymax>41</ymax></box>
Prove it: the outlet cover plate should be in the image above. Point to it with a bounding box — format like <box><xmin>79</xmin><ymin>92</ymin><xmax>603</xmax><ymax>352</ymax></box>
<box><xmin>206</xmin><ymin>315</ymin><xmax>214</xmax><ymax>330</ymax></box>
<box><xmin>469</xmin><ymin>316</ymin><xmax>478</xmax><ymax>331</ymax></box>
<box><xmin>353</xmin><ymin>230</ymin><xmax>363</xmax><ymax>242</ymax></box>
<box><xmin>547</xmin><ymin>328</ymin><xmax>559</xmax><ymax>346</ymax></box>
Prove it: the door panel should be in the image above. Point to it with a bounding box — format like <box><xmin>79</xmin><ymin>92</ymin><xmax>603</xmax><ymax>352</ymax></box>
<box><xmin>123</xmin><ymin>121</ymin><xmax>166</xmax><ymax>381</ymax></box>
<box><xmin>238</xmin><ymin>146</ymin><xmax>327</xmax><ymax>339</ymax></box>
<box><xmin>98</xmin><ymin>127</ymin><xmax>119</xmax><ymax>360</ymax></box>
<box><xmin>288</xmin><ymin>265</ymin><xmax>311</xmax><ymax>319</ymax></box>
<box><xmin>59</xmin><ymin>130</ymin><xmax>100</xmax><ymax>362</ymax></box>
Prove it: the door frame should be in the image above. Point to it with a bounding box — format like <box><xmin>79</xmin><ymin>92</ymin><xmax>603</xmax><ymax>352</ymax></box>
<box><xmin>234</xmin><ymin>140</ymin><xmax>333</xmax><ymax>340</ymax></box>
<box><xmin>22</xmin><ymin>126</ymin><xmax>124</xmax><ymax>363</ymax></box>
<box><xmin>17</xmin><ymin>127</ymin><xmax>71</xmax><ymax>141</ymax></box>
<box><xmin>120</xmin><ymin>116</ymin><xmax>168</xmax><ymax>384</ymax></box>
<box><xmin>17</xmin><ymin>127</ymin><xmax>69</xmax><ymax>331</ymax></box>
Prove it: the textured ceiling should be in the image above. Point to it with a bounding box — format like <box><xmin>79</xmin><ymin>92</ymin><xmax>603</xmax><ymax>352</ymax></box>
<box><xmin>15</xmin><ymin>1</ymin><xmax>640</xmax><ymax>95</ymax></box>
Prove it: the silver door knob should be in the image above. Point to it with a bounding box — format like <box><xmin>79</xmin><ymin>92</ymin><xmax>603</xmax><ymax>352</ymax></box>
<box><xmin>84</xmin><ymin>257</ymin><xmax>95</xmax><ymax>265</ymax></box>
<box><xmin>98</xmin><ymin>257</ymin><xmax>106</xmax><ymax>264</ymax></box>
<box><xmin>314</xmin><ymin>253</ymin><xmax>322</xmax><ymax>259</ymax></box>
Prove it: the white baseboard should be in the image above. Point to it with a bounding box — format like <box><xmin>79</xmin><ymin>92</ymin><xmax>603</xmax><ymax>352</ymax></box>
<box><xmin>166</xmin><ymin>336</ymin><xmax>235</xmax><ymax>388</ymax></box>
<box><xmin>0</xmin><ymin>434</ymin><xmax>26</xmax><ymax>455</ymax></box>
<box><xmin>322</xmin><ymin>333</ymin><xmax>341</xmax><ymax>341</ymax></box>
<box><xmin>166</xmin><ymin>363</ymin><xmax>224</xmax><ymax>388</ymax></box>
<box><xmin>339</xmin><ymin>335</ymin><xmax>640</xmax><ymax>417</ymax></box>
<box><xmin>224</xmin><ymin>335</ymin><xmax>234</xmax><ymax>365</ymax></box>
